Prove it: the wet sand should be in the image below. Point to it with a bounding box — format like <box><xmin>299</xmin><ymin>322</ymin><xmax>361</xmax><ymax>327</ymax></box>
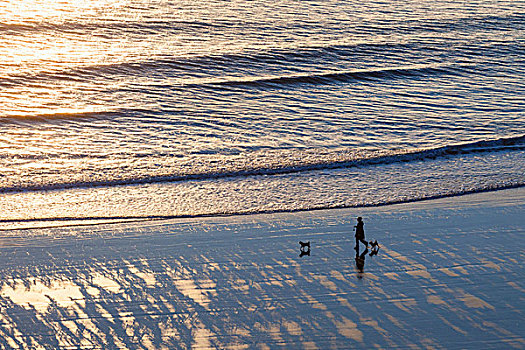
<box><xmin>0</xmin><ymin>188</ymin><xmax>524</xmax><ymax>349</ymax></box>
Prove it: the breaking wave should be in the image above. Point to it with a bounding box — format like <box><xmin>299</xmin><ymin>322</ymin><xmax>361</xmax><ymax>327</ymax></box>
<box><xmin>1</xmin><ymin>182</ymin><xmax>523</xmax><ymax>231</ymax></box>
<box><xmin>1</xmin><ymin>135</ymin><xmax>523</xmax><ymax>194</ymax></box>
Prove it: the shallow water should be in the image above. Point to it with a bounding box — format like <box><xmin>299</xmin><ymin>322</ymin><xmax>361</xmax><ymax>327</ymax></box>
<box><xmin>0</xmin><ymin>0</ymin><xmax>524</xmax><ymax>228</ymax></box>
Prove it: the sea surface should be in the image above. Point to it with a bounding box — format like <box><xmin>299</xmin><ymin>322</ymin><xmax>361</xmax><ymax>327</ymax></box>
<box><xmin>1</xmin><ymin>0</ymin><xmax>524</xmax><ymax>230</ymax></box>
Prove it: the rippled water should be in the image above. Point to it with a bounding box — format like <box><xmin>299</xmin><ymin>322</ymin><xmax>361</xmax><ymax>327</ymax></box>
<box><xmin>0</xmin><ymin>0</ymin><xmax>524</xmax><ymax>229</ymax></box>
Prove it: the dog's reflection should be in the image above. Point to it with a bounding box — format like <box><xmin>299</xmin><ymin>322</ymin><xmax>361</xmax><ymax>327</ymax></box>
<box><xmin>299</xmin><ymin>241</ymin><xmax>310</xmax><ymax>257</ymax></box>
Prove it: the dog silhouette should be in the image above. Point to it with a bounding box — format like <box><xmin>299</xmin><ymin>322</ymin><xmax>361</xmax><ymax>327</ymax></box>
<box><xmin>299</xmin><ymin>241</ymin><xmax>310</xmax><ymax>257</ymax></box>
<box><xmin>369</xmin><ymin>240</ymin><xmax>380</xmax><ymax>256</ymax></box>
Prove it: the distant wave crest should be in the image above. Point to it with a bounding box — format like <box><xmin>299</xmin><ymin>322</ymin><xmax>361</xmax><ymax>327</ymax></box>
<box><xmin>0</xmin><ymin>40</ymin><xmax>474</xmax><ymax>89</ymax></box>
<box><xmin>0</xmin><ymin>110</ymin><xmax>124</xmax><ymax>123</ymax></box>
<box><xmin>192</xmin><ymin>64</ymin><xmax>462</xmax><ymax>88</ymax></box>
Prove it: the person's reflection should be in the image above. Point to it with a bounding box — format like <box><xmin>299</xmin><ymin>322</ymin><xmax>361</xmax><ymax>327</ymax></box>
<box><xmin>355</xmin><ymin>244</ymin><xmax>380</xmax><ymax>278</ymax></box>
<box><xmin>355</xmin><ymin>247</ymin><xmax>368</xmax><ymax>277</ymax></box>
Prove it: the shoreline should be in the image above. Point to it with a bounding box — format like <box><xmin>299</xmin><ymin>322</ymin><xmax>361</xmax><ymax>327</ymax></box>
<box><xmin>0</xmin><ymin>187</ymin><xmax>524</xmax><ymax>348</ymax></box>
<box><xmin>2</xmin><ymin>183</ymin><xmax>524</xmax><ymax>232</ymax></box>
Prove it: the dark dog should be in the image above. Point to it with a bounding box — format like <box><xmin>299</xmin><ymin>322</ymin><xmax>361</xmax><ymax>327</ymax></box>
<box><xmin>299</xmin><ymin>241</ymin><xmax>310</xmax><ymax>257</ymax></box>
<box><xmin>369</xmin><ymin>240</ymin><xmax>379</xmax><ymax>248</ymax></box>
<box><xmin>369</xmin><ymin>240</ymin><xmax>380</xmax><ymax>256</ymax></box>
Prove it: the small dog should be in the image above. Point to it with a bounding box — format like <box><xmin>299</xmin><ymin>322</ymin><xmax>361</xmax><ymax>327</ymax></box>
<box><xmin>369</xmin><ymin>240</ymin><xmax>380</xmax><ymax>256</ymax></box>
<box><xmin>299</xmin><ymin>241</ymin><xmax>310</xmax><ymax>257</ymax></box>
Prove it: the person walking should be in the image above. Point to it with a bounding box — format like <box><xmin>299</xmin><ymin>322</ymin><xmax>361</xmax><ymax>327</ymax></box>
<box><xmin>354</xmin><ymin>217</ymin><xmax>368</xmax><ymax>250</ymax></box>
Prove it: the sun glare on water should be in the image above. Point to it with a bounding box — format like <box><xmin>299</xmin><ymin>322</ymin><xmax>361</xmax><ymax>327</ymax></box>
<box><xmin>0</xmin><ymin>1</ymin><xmax>149</xmax><ymax>118</ymax></box>
<box><xmin>0</xmin><ymin>0</ymin><xmax>127</xmax><ymax>22</ymax></box>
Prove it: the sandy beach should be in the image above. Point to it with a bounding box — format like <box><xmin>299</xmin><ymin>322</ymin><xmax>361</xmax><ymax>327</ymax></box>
<box><xmin>0</xmin><ymin>188</ymin><xmax>524</xmax><ymax>349</ymax></box>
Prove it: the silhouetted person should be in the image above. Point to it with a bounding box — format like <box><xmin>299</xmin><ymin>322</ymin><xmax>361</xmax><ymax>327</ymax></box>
<box><xmin>354</xmin><ymin>217</ymin><xmax>368</xmax><ymax>250</ymax></box>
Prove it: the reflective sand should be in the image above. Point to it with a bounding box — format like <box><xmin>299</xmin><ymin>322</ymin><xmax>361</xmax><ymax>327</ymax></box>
<box><xmin>0</xmin><ymin>188</ymin><xmax>524</xmax><ymax>349</ymax></box>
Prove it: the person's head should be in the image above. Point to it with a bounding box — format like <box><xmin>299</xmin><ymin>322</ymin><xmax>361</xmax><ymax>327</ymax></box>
<box><xmin>357</xmin><ymin>217</ymin><xmax>362</xmax><ymax>222</ymax></box>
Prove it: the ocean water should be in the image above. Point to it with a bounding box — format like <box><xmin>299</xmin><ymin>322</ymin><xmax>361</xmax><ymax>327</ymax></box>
<box><xmin>0</xmin><ymin>0</ymin><xmax>524</xmax><ymax>230</ymax></box>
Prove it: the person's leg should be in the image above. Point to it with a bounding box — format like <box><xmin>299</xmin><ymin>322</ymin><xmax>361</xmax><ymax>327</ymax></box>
<box><xmin>360</xmin><ymin>238</ymin><xmax>368</xmax><ymax>247</ymax></box>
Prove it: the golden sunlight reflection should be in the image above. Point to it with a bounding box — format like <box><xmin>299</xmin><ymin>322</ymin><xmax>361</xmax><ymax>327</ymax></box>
<box><xmin>0</xmin><ymin>0</ymin><xmax>411</xmax><ymax>119</ymax></box>
<box><xmin>0</xmin><ymin>0</ymin><xmax>125</xmax><ymax>23</ymax></box>
<box><xmin>1</xmin><ymin>277</ymin><xmax>84</xmax><ymax>313</ymax></box>
<box><xmin>90</xmin><ymin>272</ymin><xmax>122</xmax><ymax>294</ymax></box>
<box><xmin>1</xmin><ymin>1</ymin><xmax>123</xmax><ymax>67</ymax></box>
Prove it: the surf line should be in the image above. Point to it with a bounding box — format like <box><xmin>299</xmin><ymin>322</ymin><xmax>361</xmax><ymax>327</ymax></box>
<box><xmin>2</xmin><ymin>134</ymin><xmax>524</xmax><ymax>195</ymax></box>
<box><xmin>2</xmin><ymin>182</ymin><xmax>523</xmax><ymax>231</ymax></box>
